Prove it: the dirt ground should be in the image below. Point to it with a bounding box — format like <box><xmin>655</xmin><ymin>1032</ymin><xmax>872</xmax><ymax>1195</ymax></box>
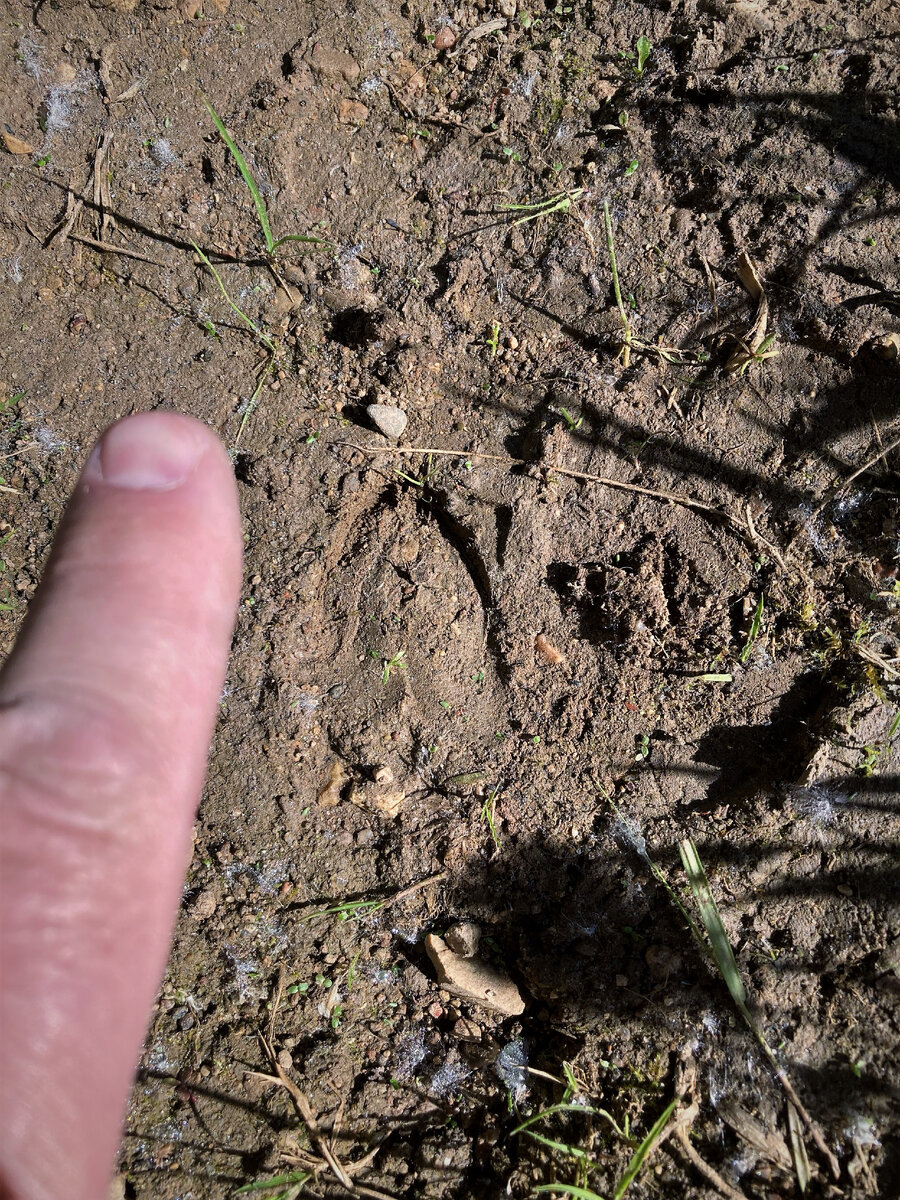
<box><xmin>2</xmin><ymin>0</ymin><xmax>899</xmax><ymax>1196</ymax></box>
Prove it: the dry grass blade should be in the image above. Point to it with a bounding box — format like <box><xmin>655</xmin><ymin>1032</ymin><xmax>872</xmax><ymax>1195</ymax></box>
<box><xmin>726</xmin><ymin>252</ymin><xmax>777</xmax><ymax>374</ymax></box>
<box><xmin>67</xmin><ymin>232</ymin><xmax>167</xmax><ymax>266</ymax></box>
<box><xmin>787</xmin><ymin>1100</ymin><xmax>811</xmax><ymax>1193</ymax></box>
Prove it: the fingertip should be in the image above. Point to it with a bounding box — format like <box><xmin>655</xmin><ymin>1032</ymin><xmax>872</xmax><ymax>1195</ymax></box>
<box><xmin>82</xmin><ymin>411</ymin><xmax>232</xmax><ymax>493</ymax></box>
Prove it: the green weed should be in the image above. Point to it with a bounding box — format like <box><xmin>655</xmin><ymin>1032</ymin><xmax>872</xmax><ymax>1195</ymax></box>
<box><xmin>602</xmin><ymin>202</ymin><xmax>701</xmax><ymax>368</ymax></box>
<box><xmin>204</xmin><ymin>98</ymin><xmax>328</xmax><ymax>262</ymax></box>
<box><xmin>739</xmin><ymin>594</ymin><xmax>764</xmax><ymax>663</ymax></box>
<box><xmin>613</xmin><ymin>1098</ymin><xmax>678</xmax><ymax>1199</ymax></box>
<box><xmin>481</xmin><ymin>787</ymin><xmax>503</xmax><ymax>851</ymax></box>
<box><xmin>380</xmin><ymin>649</ymin><xmax>407</xmax><ymax>684</ymax></box>
<box><xmin>235</xmin><ymin>1170</ymin><xmax>313</xmax><ymax>1199</ymax></box>
<box><xmin>558</xmin><ymin>407</ymin><xmax>583</xmax><ymax>432</ymax></box>
<box><xmin>499</xmin><ymin>187</ymin><xmax>584</xmax><ymax>226</ymax></box>
<box><xmin>191</xmin><ymin>242</ymin><xmax>277</xmax><ymax>446</ymax></box>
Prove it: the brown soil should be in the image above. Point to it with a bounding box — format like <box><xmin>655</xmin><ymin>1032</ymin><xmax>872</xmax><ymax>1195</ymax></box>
<box><xmin>2</xmin><ymin>0</ymin><xmax>899</xmax><ymax>1197</ymax></box>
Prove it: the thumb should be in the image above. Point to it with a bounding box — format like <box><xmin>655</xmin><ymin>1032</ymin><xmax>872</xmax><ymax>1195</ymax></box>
<box><xmin>0</xmin><ymin>412</ymin><xmax>242</xmax><ymax>1200</ymax></box>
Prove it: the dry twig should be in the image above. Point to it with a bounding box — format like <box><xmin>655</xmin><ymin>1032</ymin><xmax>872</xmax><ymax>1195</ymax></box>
<box><xmin>339</xmin><ymin>442</ymin><xmax>800</xmax><ymax>578</ymax></box>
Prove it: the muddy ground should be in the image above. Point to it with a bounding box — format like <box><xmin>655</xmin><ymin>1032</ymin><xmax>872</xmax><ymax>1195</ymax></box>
<box><xmin>2</xmin><ymin>0</ymin><xmax>899</xmax><ymax>1196</ymax></box>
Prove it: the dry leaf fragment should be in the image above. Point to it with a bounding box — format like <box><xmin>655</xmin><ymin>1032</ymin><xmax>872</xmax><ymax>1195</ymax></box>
<box><xmin>2</xmin><ymin>130</ymin><xmax>33</xmax><ymax>155</ymax></box>
<box><xmin>535</xmin><ymin>633</ymin><xmax>565</xmax><ymax>665</ymax></box>
<box><xmin>726</xmin><ymin>251</ymin><xmax>777</xmax><ymax>374</ymax></box>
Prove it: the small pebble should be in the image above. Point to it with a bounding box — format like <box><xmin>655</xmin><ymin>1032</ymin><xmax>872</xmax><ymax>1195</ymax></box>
<box><xmin>178</xmin><ymin>1014</ymin><xmax>195</xmax><ymax>1031</ymax></box>
<box><xmin>444</xmin><ymin>920</ymin><xmax>481</xmax><ymax>958</ymax></box>
<box><xmin>367</xmin><ymin>403</ymin><xmax>408</xmax><ymax>439</ymax></box>
<box><xmin>433</xmin><ymin>27</ymin><xmax>457</xmax><ymax>50</ymax></box>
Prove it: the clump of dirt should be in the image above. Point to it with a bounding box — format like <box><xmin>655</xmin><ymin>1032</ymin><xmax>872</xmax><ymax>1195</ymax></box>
<box><xmin>1</xmin><ymin>0</ymin><xmax>898</xmax><ymax>1197</ymax></box>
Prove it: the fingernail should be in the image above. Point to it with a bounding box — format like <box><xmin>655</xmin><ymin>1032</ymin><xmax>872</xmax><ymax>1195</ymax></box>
<box><xmin>85</xmin><ymin>414</ymin><xmax>206</xmax><ymax>491</ymax></box>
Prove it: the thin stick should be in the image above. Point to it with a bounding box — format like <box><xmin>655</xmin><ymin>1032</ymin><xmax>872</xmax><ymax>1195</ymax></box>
<box><xmin>833</xmin><ymin>434</ymin><xmax>900</xmax><ymax>497</ymax></box>
<box><xmin>744</xmin><ymin>503</ymin><xmax>791</xmax><ymax>576</ymax></box>
<box><xmin>340</xmin><ymin>442</ymin><xmax>737</xmax><ymax>523</ymax></box>
<box><xmin>66</xmin><ymin>232</ymin><xmax>167</xmax><ymax>266</ymax></box>
<box><xmin>257</xmin><ymin>1035</ymin><xmax>355</xmax><ymax>1189</ymax></box>
<box><xmin>675</xmin><ymin>1127</ymin><xmax>749</xmax><ymax>1200</ymax></box>
<box><xmin>700</xmin><ymin>256</ymin><xmax>719</xmax><ymax>327</ymax></box>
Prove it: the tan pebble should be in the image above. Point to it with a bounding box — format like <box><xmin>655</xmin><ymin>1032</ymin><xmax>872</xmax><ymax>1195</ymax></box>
<box><xmin>445</xmin><ymin>920</ymin><xmax>480</xmax><ymax>957</ymax></box>
<box><xmin>318</xmin><ymin>759</ymin><xmax>349</xmax><ymax>808</ymax></box>
<box><xmin>338</xmin><ymin>99</ymin><xmax>369</xmax><ymax>125</ymax></box>
<box><xmin>425</xmin><ymin>934</ymin><xmax>524</xmax><ymax>1016</ymax></box>
<box><xmin>191</xmin><ymin>890</ymin><xmax>217</xmax><ymax>920</ymax></box>
<box><xmin>433</xmin><ymin>26</ymin><xmax>457</xmax><ymax>50</ymax></box>
<box><xmin>277</xmin><ymin>1049</ymin><xmax>293</xmax><ymax>1070</ymax></box>
<box><xmin>374</xmin><ymin>789</ymin><xmax>404</xmax><ymax>818</ymax></box>
<box><xmin>535</xmin><ymin>632</ymin><xmax>565</xmax><ymax>665</ymax></box>
<box><xmin>374</xmin><ymin>765</ymin><xmax>394</xmax><ymax>785</ymax></box>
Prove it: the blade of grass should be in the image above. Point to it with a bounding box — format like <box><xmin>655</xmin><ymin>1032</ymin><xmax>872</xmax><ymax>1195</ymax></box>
<box><xmin>678</xmin><ymin>838</ymin><xmax>746</xmax><ymax>1007</ymax></box>
<box><xmin>602</xmin><ymin>200</ymin><xmax>632</xmax><ymax>366</ymax></box>
<box><xmin>534</xmin><ymin>1186</ymin><xmax>606</xmax><ymax>1199</ymax></box>
<box><xmin>512</xmin><ymin>1103</ymin><xmax>629</xmax><ymax>1141</ymax></box>
<box><xmin>523</xmin><ymin>1130</ymin><xmax>596</xmax><ymax>1163</ymax></box>
<box><xmin>679</xmin><ymin>838</ymin><xmax>841</xmax><ymax>1180</ymax></box>
<box><xmin>612</xmin><ymin>1098</ymin><xmax>678</xmax><ymax>1200</ymax></box>
<box><xmin>235</xmin><ymin>1171</ymin><xmax>313</xmax><ymax>1193</ymax></box>
<box><xmin>204</xmin><ymin>96</ymin><xmax>274</xmax><ymax>255</ymax></box>
<box><xmin>786</xmin><ymin>1101</ymin><xmax>811</xmax><ymax>1193</ymax></box>
<box><xmin>192</xmin><ymin>242</ymin><xmax>276</xmax><ymax>351</ymax></box>
<box><xmin>740</xmin><ymin>594</ymin><xmax>764</xmax><ymax>663</ymax></box>
<box><xmin>235</xmin><ymin>355</ymin><xmax>275</xmax><ymax>447</ymax></box>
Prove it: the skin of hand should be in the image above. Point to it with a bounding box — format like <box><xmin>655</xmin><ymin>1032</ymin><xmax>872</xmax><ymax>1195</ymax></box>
<box><xmin>0</xmin><ymin>412</ymin><xmax>242</xmax><ymax>1200</ymax></box>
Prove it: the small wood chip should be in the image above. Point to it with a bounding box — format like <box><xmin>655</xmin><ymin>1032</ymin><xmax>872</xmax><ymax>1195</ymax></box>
<box><xmin>425</xmin><ymin>933</ymin><xmax>524</xmax><ymax>1016</ymax></box>
<box><xmin>2</xmin><ymin>130</ymin><xmax>33</xmax><ymax>155</ymax></box>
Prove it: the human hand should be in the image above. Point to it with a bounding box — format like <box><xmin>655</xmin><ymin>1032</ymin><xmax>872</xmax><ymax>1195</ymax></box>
<box><xmin>0</xmin><ymin>413</ymin><xmax>242</xmax><ymax>1200</ymax></box>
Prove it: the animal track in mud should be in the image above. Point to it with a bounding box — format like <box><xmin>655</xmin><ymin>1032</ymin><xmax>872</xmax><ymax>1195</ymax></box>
<box><xmin>287</xmin><ymin>472</ymin><xmax>511</xmax><ymax>738</ymax></box>
<box><xmin>547</xmin><ymin>535</ymin><xmax>727</xmax><ymax>658</ymax></box>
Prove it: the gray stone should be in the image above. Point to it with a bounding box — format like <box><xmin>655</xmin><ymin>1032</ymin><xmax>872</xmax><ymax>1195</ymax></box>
<box><xmin>445</xmin><ymin>921</ymin><xmax>481</xmax><ymax>958</ymax></box>
<box><xmin>367</xmin><ymin>403</ymin><xmax>408</xmax><ymax>439</ymax></box>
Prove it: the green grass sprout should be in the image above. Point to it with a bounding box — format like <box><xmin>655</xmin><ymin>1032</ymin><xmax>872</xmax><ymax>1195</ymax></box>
<box><xmin>613</xmin><ymin>1097</ymin><xmax>678</xmax><ymax>1199</ymax></box>
<box><xmin>235</xmin><ymin>1170</ymin><xmax>312</xmax><ymax>1198</ymax></box>
<box><xmin>602</xmin><ymin>202</ymin><xmax>704</xmax><ymax>368</ymax></box>
<box><xmin>204</xmin><ymin>97</ymin><xmax>329</xmax><ymax>260</ymax></box>
<box><xmin>381</xmin><ymin>649</ymin><xmax>407</xmax><ymax>684</ymax></box>
<box><xmin>534</xmin><ymin>1185</ymin><xmax>605</xmax><ymax>1199</ymax></box>
<box><xmin>740</xmin><ymin>594</ymin><xmax>764</xmax><ymax>663</ymax></box>
<box><xmin>499</xmin><ymin>187</ymin><xmax>584</xmax><ymax>226</ymax></box>
<box><xmin>679</xmin><ymin>837</ymin><xmax>839</xmax><ymax>1181</ymax></box>
<box><xmin>191</xmin><ymin>241</ymin><xmax>277</xmax><ymax>445</ymax></box>
<box><xmin>679</xmin><ymin>839</ymin><xmax>745</xmax><ymax>1006</ymax></box>
<box><xmin>481</xmin><ymin>787</ymin><xmax>503</xmax><ymax>851</ymax></box>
